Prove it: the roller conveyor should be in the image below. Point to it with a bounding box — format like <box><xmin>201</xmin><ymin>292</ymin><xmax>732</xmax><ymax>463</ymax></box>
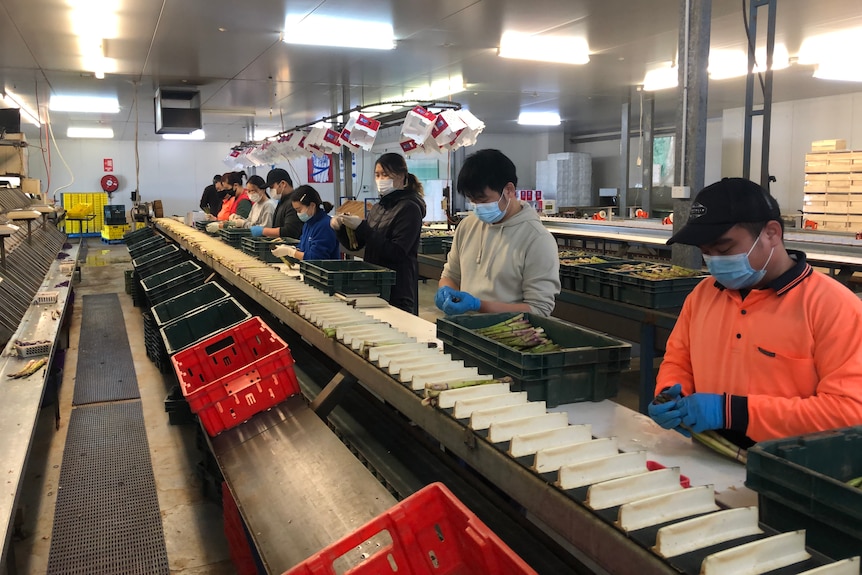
<box><xmin>154</xmin><ymin>218</ymin><xmax>859</xmax><ymax>575</ymax></box>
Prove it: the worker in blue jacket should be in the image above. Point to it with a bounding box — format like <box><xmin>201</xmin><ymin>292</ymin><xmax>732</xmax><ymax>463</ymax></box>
<box><xmin>272</xmin><ymin>185</ymin><xmax>340</xmax><ymax>261</ymax></box>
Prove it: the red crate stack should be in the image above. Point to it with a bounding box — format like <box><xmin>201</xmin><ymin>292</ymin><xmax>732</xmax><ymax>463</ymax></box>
<box><xmin>172</xmin><ymin>317</ymin><xmax>300</xmax><ymax>436</ymax></box>
<box><xmin>222</xmin><ymin>482</ymin><xmax>259</xmax><ymax>575</ymax></box>
<box><xmin>284</xmin><ymin>482</ymin><xmax>537</xmax><ymax>575</ymax></box>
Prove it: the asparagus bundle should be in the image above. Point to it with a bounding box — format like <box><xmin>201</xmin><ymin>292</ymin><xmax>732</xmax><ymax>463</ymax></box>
<box><xmin>653</xmin><ymin>391</ymin><xmax>748</xmax><ymax>465</ymax></box>
<box><xmin>846</xmin><ymin>476</ymin><xmax>862</xmax><ymax>488</ymax></box>
<box><xmin>422</xmin><ymin>376</ymin><xmax>514</xmax><ymax>407</ymax></box>
<box><xmin>7</xmin><ymin>357</ymin><xmax>48</xmax><ymax>379</ymax></box>
<box><xmin>473</xmin><ymin>314</ymin><xmax>561</xmax><ymax>352</ymax></box>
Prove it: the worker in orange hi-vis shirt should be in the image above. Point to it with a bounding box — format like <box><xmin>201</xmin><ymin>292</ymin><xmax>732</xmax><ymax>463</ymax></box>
<box><xmin>649</xmin><ymin>178</ymin><xmax>862</xmax><ymax>447</ymax></box>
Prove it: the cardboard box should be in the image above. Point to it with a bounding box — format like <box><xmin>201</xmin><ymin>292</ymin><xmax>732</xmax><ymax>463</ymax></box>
<box><xmin>812</xmin><ymin>139</ymin><xmax>847</xmax><ymax>152</ymax></box>
<box><xmin>21</xmin><ymin>177</ymin><xmax>40</xmax><ymax>197</ymax></box>
<box><xmin>0</xmin><ymin>133</ymin><xmax>27</xmax><ymax>176</ymax></box>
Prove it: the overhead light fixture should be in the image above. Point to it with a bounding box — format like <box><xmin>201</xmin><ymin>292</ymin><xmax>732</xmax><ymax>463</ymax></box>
<box><xmin>800</xmin><ymin>28</ymin><xmax>862</xmax><ymax>82</ymax></box>
<box><xmin>404</xmin><ymin>75</ymin><xmax>466</xmax><ymax>101</ymax></box>
<box><xmin>162</xmin><ymin>129</ymin><xmax>206</xmax><ymax>140</ymax></box>
<box><xmin>69</xmin><ymin>0</ymin><xmax>119</xmax><ymax>79</ymax></box>
<box><xmin>813</xmin><ymin>59</ymin><xmax>862</xmax><ymax>82</ymax></box>
<box><xmin>67</xmin><ymin>127</ymin><xmax>114</xmax><ymax>138</ymax></box>
<box><xmin>499</xmin><ymin>31</ymin><xmax>590</xmax><ymax>65</ymax></box>
<box><xmin>252</xmin><ymin>128</ymin><xmax>282</xmax><ymax>140</ymax></box>
<box><xmin>708</xmin><ymin>45</ymin><xmax>789</xmax><ymax>80</ymax></box>
<box><xmin>517</xmin><ymin>112</ymin><xmax>561</xmax><ymax>126</ymax></box>
<box><xmin>1</xmin><ymin>89</ymin><xmax>41</xmax><ymax>126</ymax></box>
<box><xmin>643</xmin><ymin>63</ymin><xmax>678</xmax><ymax>91</ymax></box>
<box><xmin>283</xmin><ymin>15</ymin><xmax>395</xmax><ymax>50</ymax></box>
<box><xmin>50</xmin><ymin>95</ymin><xmax>120</xmax><ymax>113</ymax></box>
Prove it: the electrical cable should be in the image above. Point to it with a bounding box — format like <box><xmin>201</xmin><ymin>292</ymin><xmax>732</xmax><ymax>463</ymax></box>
<box><xmin>741</xmin><ymin>0</ymin><xmax>767</xmax><ymax>96</ymax></box>
<box><xmin>44</xmin><ymin>107</ymin><xmax>74</xmax><ymax>196</ymax></box>
<box><xmin>133</xmin><ymin>81</ymin><xmax>140</xmax><ymax>203</ymax></box>
<box><xmin>33</xmin><ymin>78</ymin><xmax>50</xmax><ymax>200</ymax></box>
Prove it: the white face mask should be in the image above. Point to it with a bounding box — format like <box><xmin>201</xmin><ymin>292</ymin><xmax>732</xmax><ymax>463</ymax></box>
<box><xmin>248</xmin><ymin>192</ymin><xmax>261</xmax><ymax>203</ymax></box>
<box><xmin>376</xmin><ymin>178</ymin><xmax>395</xmax><ymax>196</ymax></box>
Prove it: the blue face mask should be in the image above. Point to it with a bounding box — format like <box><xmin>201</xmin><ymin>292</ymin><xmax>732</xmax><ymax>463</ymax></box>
<box><xmin>298</xmin><ymin>211</ymin><xmax>311</xmax><ymax>223</ymax></box>
<box><xmin>473</xmin><ymin>193</ymin><xmax>510</xmax><ymax>224</ymax></box>
<box><xmin>703</xmin><ymin>231</ymin><xmax>774</xmax><ymax>290</ymax></box>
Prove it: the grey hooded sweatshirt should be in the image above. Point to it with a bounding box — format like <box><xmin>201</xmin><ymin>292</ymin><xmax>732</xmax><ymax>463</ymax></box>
<box><xmin>441</xmin><ymin>200</ymin><xmax>560</xmax><ymax>316</ymax></box>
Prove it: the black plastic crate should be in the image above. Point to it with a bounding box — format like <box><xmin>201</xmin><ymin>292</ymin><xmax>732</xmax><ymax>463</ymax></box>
<box><xmin>104</xmin><ymin>204</ymin><xmax>126</xmax><ymax>225</ymax></box>
<box><xmin>612</xmin><ymin>271</ymin><xmax>706</xmax><ymax>309</ymax></box>
<box><xmin>128</xmin><ymin>234</ymin><xmax>167</xmax><ymax>258</ymax></box>
<box><xmin>559</xmin><ymin>256</ymin><xmax>636</xmax><ymax>291</ymax></box>
<box><xmin>746</xmin><ymin>426</ymin><xmax>862</xmax><ymax>561</ymax></box>
<box><xmin>436</xmin><ymin>312</ymin><xmax>631</xmax><ymax>407</ymax></box>
<box><xmin>159</xmin><ymin>297</ymin><xmax>251</xmax><ymax>354</ymax></box>
<box><xmin>123</xmin><ymin>226</ymin><xmax>155</xmax><ymax>246</ymax></box>
<box><xmin>442</xmin><ymin>237</ymin><xmax>453</xmax><ymax>255</ymax></box>
<box><xmin>241</xmin><ymin>237</ymin><xmax>298</xmax><ymax>264</ymax></box>
<box><xmin>133</xmin><ymin>245</ymin><xmax>187</xmax><ymax>279</ymax></box>
<box><xmin>151</xmin><ymin>282</ymin><xmax>232</xmax><ymax>326</ymax></box>
<box><xmin>165</xmin><ymin>385</ymin><xmax>195</xmax><ymax>426</ymax></box>
<box><xmin>140</xmin><ymin>261</ymin><xmax>206</xmax><ymax>305</ymax></box>
<box><xmin>577</xmin><ymin>261</ymin><xmax>626</xmax><ymax>298</ymax></box>
<box><xmin>300</xmin><ymin>260</ymin><xmax>395</xmax><ymax>298</ymax></box>
<box><xmin>219</xmin><ymin>227</ymin><xmax>251</xmax><ymax>248</ymax></box>
<box><xmin>194</xmin><ymin>221</ymin><xmax>209</xmax><ymax>231</ymax></box>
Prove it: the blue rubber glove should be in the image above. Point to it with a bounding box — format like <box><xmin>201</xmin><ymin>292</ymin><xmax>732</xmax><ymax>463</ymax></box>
<box><xmin>678</xmin><ymin>393</ymin><xmax>725</xmax><ymax>434</ymax></box>
<box><xmin>250</xmin><ymin>225</ymin><xmax>264</xmax><ymax>238</ymax></box>
<box><xmin>441</xmin><ymin>290</ymin><xmax>481</xmax><ymax>315</ymax></box>
<box><xmin>435</xmin><ymin>286</ymin><xmax>455</xmax><ymax>311</ymax></box>
<box><xmin>647</xmin><ymin>383</ymin><xmax>690</xmax><ymax>437</ymax></box>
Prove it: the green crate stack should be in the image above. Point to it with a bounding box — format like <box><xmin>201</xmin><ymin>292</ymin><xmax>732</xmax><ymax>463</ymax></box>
<box><xmin>442</xmin><ymin>237</ymin><xmax>453</xmax><ymax>256</ymax></box>
<box><xmin>436</xmin><ymin>312</ymin><xmax>631</xmax><ymax>407</ymax></box>
<box><xmin>558</xmin><ymin>255</ymin><xmax>636</xmax><ymax>291</ymax></box>
<box><xmin>124</xmin><ymin>269</ymin><xmax>134</xmax><ymax>295</ymax></box>
<box><xmin>746</xmin><ymin>426</ymin><xmax>862</xmax><ymax>561</ymax></box>
<box><xmin>418</xmin><ymin>235</ymin><xmax>447</xmax><ymax>254</ymax></box>
<box><xmin>159</xmin><ymin>297</ymin><xmax>252</xmax><ymax>355</ymax></box>
<box><xmin>218</xmin><ymin>227</ymin><xmax>251</xmax><ymax>248</ymax></box>
<box><xmin>151</xmin><ymin>282</ymin><xmax>232</xmax><ymax>326</ymax></box>
<box><xmin>128</xmin><ymin>235</ymin><xmax>168</xmax><ymax>259</ymax></box>
<box><xmin>133</xmin><ymin>245</ymin><xmax>188</xmax><ymax>279</ymax></box>
<box><xmin>300</xmin><ymin>259</ymin><xmax>395</xmax><ymax>298</ymax></box>
<box><xmin>140</xmin><ymin>261</ymin><xmax>206</xmax><ymax>305</ymax></box>
<box><xmin>241</xmin><ymin>237</ymin><xmax>298</xmax><ymax>264</ymax></box>
<box><xmin>124</xmin><ymin>226</ymin><xmax>155</xmax><ymax>246</ymax></box>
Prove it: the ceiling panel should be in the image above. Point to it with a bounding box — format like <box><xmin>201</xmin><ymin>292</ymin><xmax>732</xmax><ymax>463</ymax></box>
<box><xmin>2</xmin><ymin>0</ymin><xmax>862</xmax><ymax>144</ymax></box>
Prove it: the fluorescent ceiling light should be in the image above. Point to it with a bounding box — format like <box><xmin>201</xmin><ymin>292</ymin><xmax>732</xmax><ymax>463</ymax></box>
<box><xmin>50</xmin><ymin>95</ymin><xmax>120</xmax><ymax>113</ymax></box>
<box><xmin>283</xmin><ymin>15</ymin><xmax>394</xmax><ymax>50</ymax></box>
<box><xmin>405</xmin><ymin>75</ymin><xmax>465</xmax><ymax>101</ymax></box>
<box><xmin>1</xmin><ymin>90</ymin><xmax>41</xmax><ymax>126</ymax></box>
<box><xmin>252</xmin><ymin>128</ymin><xmax>282</xmax><ymax>140</ymax></box>
<box><xmin>799</xmin><ymin>28</ymin><xmax>862</xmax><ymax>66</ymax></box>
<box><xmin>643</xmin><ymin>64</ymin><xmax>678</xmax><ymax>91</ymax></box>
<box><xmin>813</xmin><ymin>59</ymin><xmax>862</xmax><ymax>82</ymax></box>
<box><xmin>67</xmin><ymin>127</ymin><xmax>114</xmax><ymax>138</ymax></box>
<box><xmin>517</xmin><ymin>112</ymin><xmax>561</xmax><ymax>126</ymax></box>
<box><xmin>708</xmin><ymin>45</ymin><xmax>789</xmax><ymax>80</ymax></box>
<box><xmin>162</xmin><ymin>129</ymin><xmax>206</xmax><ymax>140</ymax></box>
<box><xmin>499</xmin><ymin>31</ymin><xmax>590</xmax><ymax>65</ymax></box>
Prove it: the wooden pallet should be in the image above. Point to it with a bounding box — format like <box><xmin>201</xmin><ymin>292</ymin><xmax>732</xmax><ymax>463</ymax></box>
<box><xmin>805</xmin><ymin>151</ymin><xmax>862</xmax><ymax>173</ymax></box>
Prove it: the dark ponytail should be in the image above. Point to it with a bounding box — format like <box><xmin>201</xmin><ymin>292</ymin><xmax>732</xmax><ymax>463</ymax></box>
<box><xmin>227</xmin><ymin>171</ymin><xmax>247</xmax><ymax>187</ymax></box>
<box><xmin>405</xmin><ymin>173</ymin><xmax>424</xmax><ymax>198</ymax></box>
<box><xmin>290</xmin><ymin>184</ymin><xmax>333</xmax><ymax>213</ymax></box>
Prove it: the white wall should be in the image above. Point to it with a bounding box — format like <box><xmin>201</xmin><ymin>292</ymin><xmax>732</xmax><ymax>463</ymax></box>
<box><xmin>722</xmin><ymin>92</ymin><xmax>862</xmax><ymax>213</ymax></box>
<box><xmin>469</xmin><ymin>132</ymin><xmax>565</xmax><ymax>188</ymax></box>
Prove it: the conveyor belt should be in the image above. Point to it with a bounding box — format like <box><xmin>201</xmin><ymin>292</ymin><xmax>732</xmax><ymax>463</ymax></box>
<box><xmin>46</xmin><ymin>402</ymin><xmax>169</xmax><ymax>575</ymax></box>
<box><xmin>73</xmin><ymin>293</ymin><xmax>141</xmax><ymax>405</ymax></box>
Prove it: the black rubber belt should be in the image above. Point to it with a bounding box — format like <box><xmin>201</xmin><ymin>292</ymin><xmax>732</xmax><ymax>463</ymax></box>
<box><xmin>46</xmin><ymin>402</ymin><xmax>170</xmax><ymax>574</ymax></box>
<box><xmin>73</xmin><ymin>293</ymin><xmax>140</xmax><ymax>405</ymax></box>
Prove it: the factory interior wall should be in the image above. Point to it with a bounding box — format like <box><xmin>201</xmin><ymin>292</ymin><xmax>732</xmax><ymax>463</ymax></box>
<box><xmin>27</xmin><ymin>91</ymin><xmax>862</xmax><ymax>218</ymax></box>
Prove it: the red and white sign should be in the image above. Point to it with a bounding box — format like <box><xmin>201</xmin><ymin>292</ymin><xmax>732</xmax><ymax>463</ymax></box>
<box><xmin>104</xmin><ymin>158</ymin><xmax>114</xmax><ymax>172</ymax></box>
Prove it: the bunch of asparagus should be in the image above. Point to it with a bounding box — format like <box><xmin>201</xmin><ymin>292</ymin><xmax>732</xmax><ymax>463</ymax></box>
<box><xmin>422</xmin><ymin>377</ymin><xmax>514</xmax><ymax>407</ymax></box>
<box><xmin>846</xmin><ymin>476</ymin><xmax>862</xmax><ymax>488</ymax></box>
<box><xmin>653</xmin><ymin>391</ymin><xmax>748</xmax><ymax>464</ymax></box>
<box><xmin>473</xmin><ymin>314</ymin><xmax>561</xmax><ymax>353</ymax></box>
<box><xmin>7</xmin><ymin>358</ymin><xmax>48</xmax><ymax>379</ymax></box>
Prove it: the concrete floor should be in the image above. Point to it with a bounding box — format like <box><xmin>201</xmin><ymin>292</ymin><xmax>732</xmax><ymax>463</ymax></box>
<box><xmin>10</xmin><ymin>243</ymin><xmax>644</xmax><ymax>575</ymax></box>
<box><xmin>12</xmin><ymin>240</ymin><xmax>235</xmax><ymax>575</ymax></box>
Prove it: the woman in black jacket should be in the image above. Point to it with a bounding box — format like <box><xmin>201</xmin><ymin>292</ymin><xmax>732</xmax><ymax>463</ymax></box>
<box><xmin>331</xmin><ymin>153</ymin><xmax>426</xmax><ymax>314</ymax></box>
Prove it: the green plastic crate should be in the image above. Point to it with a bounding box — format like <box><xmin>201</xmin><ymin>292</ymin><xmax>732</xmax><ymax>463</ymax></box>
<box><xmin>559</xmin><ymin>256</ymin><xmax>636</xmax><ymax>292</ymax></box>
<box><xmin>746</xmin><ymin>426</ymin><xmax>862</xmax><ymax>561</ymax></box>
<box><xmin>133</xmin><ymin>245</ymin><xmax>187</xmax><ymax>279</ymax></box>
<box><xmin>218</xmin><ymin>227</ymin><xmax>251</xmax><ymax>248</ymax></box>
<box><xmin>300</xmin><ymin>260</ymin><xmax>395</xmax><ymax>298</ymax></box>
<box><xmin>151</xmin><ymin>282</ymin><xmax>232</xmax><ymax>326</ymax></box>
<box><xmin>128</xmin><ymin>234</ymin><xmax>168</xmax><ymax>258</ymax></box>
<box><xmin>419</xmin><ymin>235</ymin><xmax>447</xmax><ymax>254</ymax></box>
<box><xmin>140</xmin><ymin>261</ymin><xmax>206</xmax><ymax>305</ymax></box>
<box><xmin>123</xmin><ymin>226</ymin><xmax>155</xmax><ymax>246</ymax></box>
<box><xmin>241</xmin><ymin>237</ymin><xmax>298</xmax><ymax>264</ymax></box>
<box><xmin>442</xmin><ymin>237</ymin><xmax>453</xmax><ymax>255</ymax></box>
<box><xmin>159</xmin><ymin>297</ymin><xmax>252</xmax><ymax>354</ymax></box>
<box><xmin>606</xmin><ymin>265</ymin><xmax>706</xmax><ymax>309</ymax></box>
<box><xmin>436</xmin><ymin>312</ymin><xmax>631</xmax><ymax>407</ymax></box>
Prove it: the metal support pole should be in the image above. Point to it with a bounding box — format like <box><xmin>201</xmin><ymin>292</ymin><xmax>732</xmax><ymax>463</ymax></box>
<box><xmin>341</xmin><ymin>70</ymin><xmax>354</xmax><ymax>199</ymax></box>
<box><xmin>641</xmin><ymin>92</ymin><xmax>655</xmax><ymax>217</ymax></box>
<box><xmin>741</xmin><ymin>0</ymin><xmax>778</xmax><ymax>189</ymax></box>
<box><xmin>672</xmin><ymin>0</ymin><xmax>711</xmax><ymax>269</ymax></box>
<box><xmin>618</xmin><ymin>96</ymin><xmax>631</xmax><ymax>217</ymax></box>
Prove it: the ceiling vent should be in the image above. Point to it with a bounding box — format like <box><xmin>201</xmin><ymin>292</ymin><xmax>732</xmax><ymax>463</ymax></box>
<box><xmin>154</xmin><ymin>88</ymin><xmax>202</xmax><ymax>134</ymax></box>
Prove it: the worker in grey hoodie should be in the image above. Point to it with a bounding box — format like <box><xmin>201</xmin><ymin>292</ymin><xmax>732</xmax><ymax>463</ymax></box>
<box><xmin>437</xmin><ymin>149</ymin><xmax>561</xmax><ymax>317</ymax></box>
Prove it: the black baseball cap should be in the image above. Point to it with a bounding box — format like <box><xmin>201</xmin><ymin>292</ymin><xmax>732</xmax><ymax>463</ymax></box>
<box><xmin>667</xmin><ymin>178</ymin><xmax>781</xmax><ymax>246</ymax></box>
<box><xmin>265</xmin><ymin>168</ymin><xmax>293</xmax><ymax>188</ymax></box>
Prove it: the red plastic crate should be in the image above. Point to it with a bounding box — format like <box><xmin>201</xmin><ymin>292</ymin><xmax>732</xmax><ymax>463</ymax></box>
<box><xmin>223</xmin><ymin>483</ymin><xmax>259</xmax><ymax>575</ymax></box>
<box><xmin>171</xmin><ymin>317</ymin><xmax>300</xmax><ymax>436</ymax></box>
<box><xmin>283</xmin><ymin>482</ymin><xmax>537</xmax><ymax>575</ymax></box>
<box><xmin>646</xmin><ymin>460</ymin><xmax>691</xmax><ymax>488</ymax></box>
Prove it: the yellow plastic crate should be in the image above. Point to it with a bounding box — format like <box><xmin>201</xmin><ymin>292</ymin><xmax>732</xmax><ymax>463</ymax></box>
<box><xmin>63</xmin><ymin>192</ymin><xmax>108</xmax><ymax>234</ymax></box>
<box><xmin>101</xmin><ymin>224</ymin><xmax>129</xmax><ymax>240</ymax></box>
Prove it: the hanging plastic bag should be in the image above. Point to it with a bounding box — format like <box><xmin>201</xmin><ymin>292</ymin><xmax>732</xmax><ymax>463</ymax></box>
<box><xmin>341</xmin><ymin>112</ymin><xmax>380</xmax><ymax>151</ymax></box>
<box><xmin>432</xmin><ymin>109</ymin><xmax>467</xmax><ymax>147</ymax></box>
<box><xmin>400</xmin><ymin>105</ymin><xmax>437</xmax><ymax>145</ymax></box>
<box><xmin>452</xmin><ymin>109</ymin><xmax>485</xmax><ymax>149</ymax></box>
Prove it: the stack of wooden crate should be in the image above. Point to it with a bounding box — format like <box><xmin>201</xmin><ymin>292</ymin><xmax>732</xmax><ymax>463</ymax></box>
<box><xmin>803</xmin><ymin>143</ymin><xmax>862</xmax><ymax>232</ymax></box>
